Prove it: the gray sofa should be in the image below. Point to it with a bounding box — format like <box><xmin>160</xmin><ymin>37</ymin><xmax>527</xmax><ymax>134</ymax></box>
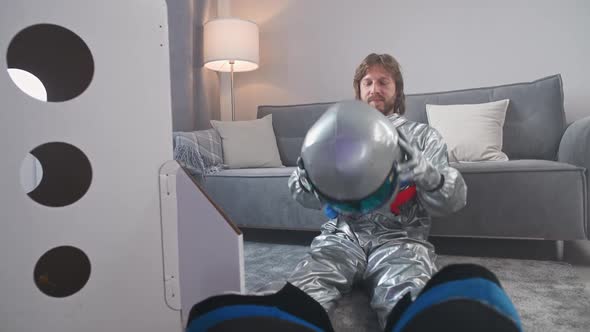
<box><xmin>202</xmin><ymin>74</ymin><xmax>589</xmax><ymax>254</ymax></box>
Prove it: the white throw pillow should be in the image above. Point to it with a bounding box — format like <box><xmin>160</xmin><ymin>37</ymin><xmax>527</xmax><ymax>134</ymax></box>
<box><xmin>425</xmin><ymin>99</ymin><xmax>510</xmax><ymax>162</ymax></box>
<box><xmin>210</xmin><ymin>115</ymin><xmax>284</xmax><ymax>168</ymax></box>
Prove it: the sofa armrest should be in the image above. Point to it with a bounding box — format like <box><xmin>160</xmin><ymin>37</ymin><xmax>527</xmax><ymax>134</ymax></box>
<box><xmin>558</xmin><ymin>116</ymin><xmax>590</xmax><ymax>239</ymax></box>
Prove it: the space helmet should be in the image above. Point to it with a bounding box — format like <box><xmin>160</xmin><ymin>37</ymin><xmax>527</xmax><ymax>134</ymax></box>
<box><xmin>300</xmin><ymin>100</ymin><xmax>408</xmax><ymax>216</ymax></box>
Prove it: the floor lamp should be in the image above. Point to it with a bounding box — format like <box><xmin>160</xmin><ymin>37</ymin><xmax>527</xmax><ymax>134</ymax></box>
<box><xmin>204</xmin><ymin>17</ymin><xmax>259</xmax><ymax>121</ymax></box>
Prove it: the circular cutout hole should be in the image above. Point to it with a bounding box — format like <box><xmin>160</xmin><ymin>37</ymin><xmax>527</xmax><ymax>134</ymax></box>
<box><xmin>27</xmin><ymin>142</ymin><xmax>92</xmax><ymax>207</ymax></box>
<box><xmin>20</xmin><ymin>153</ymin><xmax>43</xmax><ymax>194</ymax></box>
<box><xmin>34</xmin><ymin>246</ymin><xmax>91</xmax><ymax>298</ymax></box>
<box><xmin>6</xmin><ymin>24</ymin><xmax>94</xmax><ymax>102</ymax></box>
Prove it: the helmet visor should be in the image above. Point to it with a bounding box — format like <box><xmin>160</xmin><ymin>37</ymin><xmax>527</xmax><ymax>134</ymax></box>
<box><xmin>316</xmin><ymin>167</ymin><xmax>398</xmax><ymax>216</ymax></box>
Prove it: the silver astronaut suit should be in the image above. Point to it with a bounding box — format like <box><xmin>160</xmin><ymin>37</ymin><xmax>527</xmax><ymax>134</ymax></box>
<box><xmin>287</xmin><ymin>101</ymin><xmax>467</xmax><ymax>328</ymax></box>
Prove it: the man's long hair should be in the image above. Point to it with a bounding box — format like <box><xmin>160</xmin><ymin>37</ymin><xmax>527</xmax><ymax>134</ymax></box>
<box><xmin>353</xmin><ymin>53</ymin><xmax>406</xmax><ymax>115</ymax></box>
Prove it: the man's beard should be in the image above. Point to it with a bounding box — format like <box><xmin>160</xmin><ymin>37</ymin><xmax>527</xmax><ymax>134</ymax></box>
<box><xmin>368</xmin><ymin>96</ymin><xmax>396</xmax><ymax>115</ymax></box>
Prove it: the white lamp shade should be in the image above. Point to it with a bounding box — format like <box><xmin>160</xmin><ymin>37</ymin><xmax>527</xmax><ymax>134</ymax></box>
<box><xmin>204</xmin><ymin>18</ymin><xmax>259</xmax><ymax>72</ymax></box>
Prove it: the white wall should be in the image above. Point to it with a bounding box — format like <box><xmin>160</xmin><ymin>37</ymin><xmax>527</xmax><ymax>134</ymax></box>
<box><xmin>229</xmin><ymin>0</ymin><xmax>590</xmax><ymax>123</ymax></box>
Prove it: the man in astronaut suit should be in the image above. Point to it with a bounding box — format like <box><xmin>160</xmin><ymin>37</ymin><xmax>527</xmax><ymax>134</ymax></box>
<box><xmin>287</xmin><ymin>53</ymin><xmax>468</xmax><ymax>329</ymax></box>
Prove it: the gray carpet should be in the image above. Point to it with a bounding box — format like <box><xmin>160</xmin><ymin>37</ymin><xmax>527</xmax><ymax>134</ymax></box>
<box><xmin>245</xmin><ymin>241</ymin><xmax>590</xmax><ymax>332</ymax></box>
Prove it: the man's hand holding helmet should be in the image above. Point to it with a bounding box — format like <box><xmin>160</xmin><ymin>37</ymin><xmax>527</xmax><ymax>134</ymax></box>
<box><xmin>396</xmin><ymin>133</ymin><xmax>445</xmax><ymax>192</ymax></box>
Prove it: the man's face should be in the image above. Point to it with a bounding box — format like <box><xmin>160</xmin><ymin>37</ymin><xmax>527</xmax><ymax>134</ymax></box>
<box><xmin>359</xmin><ymin>65</ymin><xmax>397</xmax><ymax>115</ymax></box>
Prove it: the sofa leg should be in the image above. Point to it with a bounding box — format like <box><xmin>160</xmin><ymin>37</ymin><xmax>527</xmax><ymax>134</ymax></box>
<box><xmin>555</xmin><ymin>240</ymin><xmax>564</xmax><ymax>261</ymax></box>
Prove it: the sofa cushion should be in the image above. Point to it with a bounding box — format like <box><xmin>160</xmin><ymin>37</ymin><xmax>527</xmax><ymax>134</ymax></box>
<box><xmin>258</xmin><ymin>75</ymin><xmax>565</xmax><ymax>165</ymax></box>
<box><xmin>202</xmin><ymin>161</ymin><xmax>586</xmax><ymax>240</ymax></box>
<box><xmin>211</xmin><ymin>115</ymin><xmax>284</xmax><ymax>169</ymax></box>
<box><xmin>405</xmin><ymin>75</ymin><xmax>565</xmax><ymax>161</ymax></box>
<box><xmin>202</xmin><ymin>167</ymin><xmax>326</xmax><ymax>230</ymax></box>
<box><xmin>426</xmin><ymin>99</ymin><xmax>510</xmax><ymax>162</ymax></box>
<box><xmin>258</xmin><ymin>102</ymin><xmax>334</xmax><ymax>166</ymax></box>
<box><xmin>432</xmin><ymin>160</ymin><xmax>587</xmax><ymax>239</ymax></box>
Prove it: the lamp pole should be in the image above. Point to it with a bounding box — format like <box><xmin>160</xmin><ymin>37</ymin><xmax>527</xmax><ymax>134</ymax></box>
<box><xmin>229</xmin><ymin>60</ymin><xmax>235</xmax><ymax>121</ymax></box>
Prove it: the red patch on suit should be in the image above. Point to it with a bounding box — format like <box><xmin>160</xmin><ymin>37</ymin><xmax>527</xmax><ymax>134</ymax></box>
<box><xmin>390</xmin><ymin>185</ymin><xmax>417</xmax><ymax>215</ymax></box>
